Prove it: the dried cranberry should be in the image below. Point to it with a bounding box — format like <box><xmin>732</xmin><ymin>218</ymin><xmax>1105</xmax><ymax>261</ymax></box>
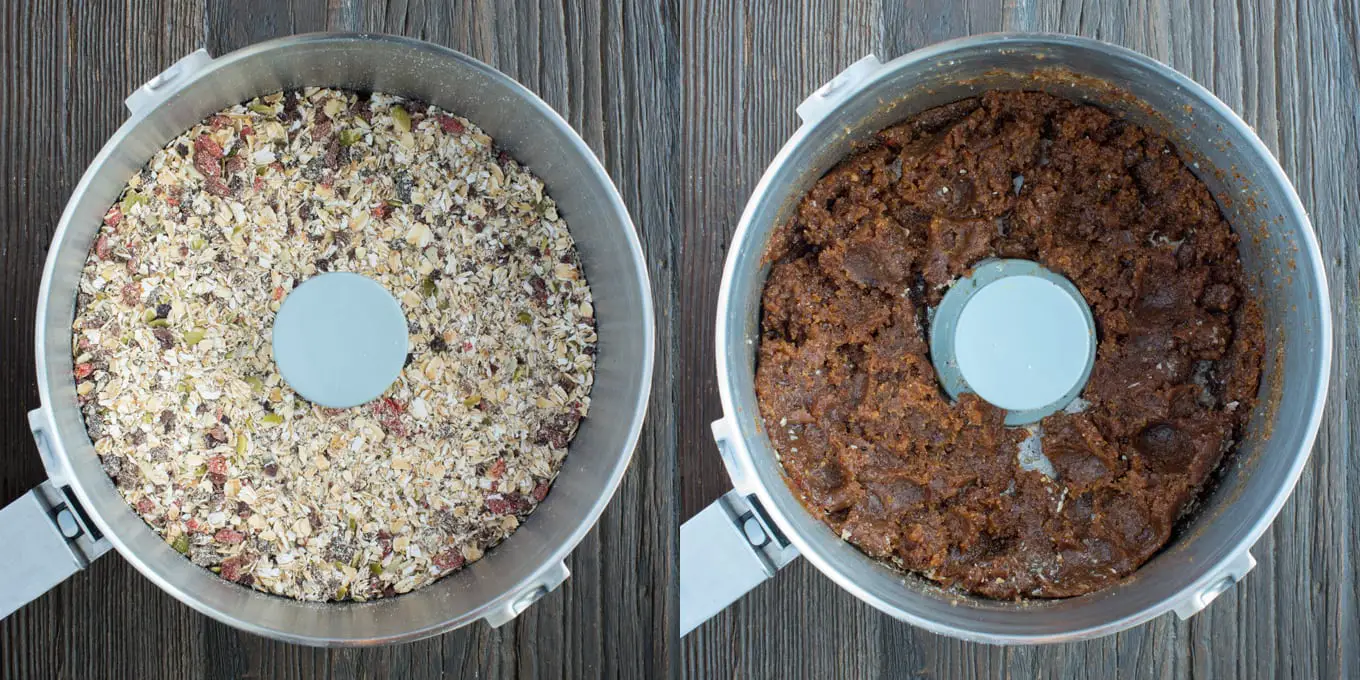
<box><xmin>486</xmin><ymin>493</ymin><xmax>531</xmax><ymax>515</ymax></box>
<box><xmin>120</xmin><ymin>282</ymin><xmax>141</xmax><ymax>306</ymax></box>
<box><xmin>488</xmin><ymin>459</ymin><xmax>506</xmax><ymax>479</ymax></box>
<box><xmin>193</xmin><ymin>135</ymin><xmax>223</xmax><ymax>177</ymax></box>
<box><xmin>219</xmin><ymin>556</ymin><xmax>245</xmax><ymax>581</ymax></box>
<box><xmin>207</xmin><ymin>455</ymin><xmax>228</xmax><ymax>475</ymax></box>
<box><xmin>103</xmin><ymin>207</ymin><xmax>123</xmax><ymax>226</ymax></box>
<box><xmin>136</xmin><ymin>497</ymin><xmax>155</xmax><ymax>514</ymax></box>
<box><xmin>204</xmin><ymin>176</ymin><xmax>233</xmax><ymax>198</ymax></box>
<box><xmin>214</xmin><ymin>528</ymin><xmax>245</xmax><ymax>544</ymax></box>
<box><xmin>437</xmin><ymin>115</ymin><xmax>464</xmax><ymax>134</ymax></box>
<box><xmin>73</xmin><ymin>363</ymin><xmax>94</xmax><ymax>380</ymax></box>
<box><xmin>433</xmin><ymin>549</ymin><xmax>465</xmax><ymax>570</ymax></box>
<box><xmin>94</xmin><ymin>235</ymin><xmax>112</xmax><ymax>260</ymax></box>
<box><xmin>532</xmin><ymin>481</ymin><xmax>551</xmax><ymax>502</ymax></box>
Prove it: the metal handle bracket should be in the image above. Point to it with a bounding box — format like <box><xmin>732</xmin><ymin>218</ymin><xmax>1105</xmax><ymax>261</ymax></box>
<box><xmin>125</xmin><ymin>48</ymin><xmax>214</xmax><ymax>115</ymax></box>
<box><xmin>0</xmin><ymin>481</ymin><xmax>112</xmax><ymax>618</ymax></box>
<box><xmin>481</xmin><ymin>559</ymin><xmax>571</xmax><ymax>628</ymax></box>
<box><xmin>0</xmin><ymin>410</ymin><xmax>113</xmax><ymax>619</ymax></box>
<box><xmin>796</xmin><ymin>54</ymin><xmax>885</xmax><ymax>125</ymax></box>
<box><xmin>1171</xmin><ymin>548</ymin><xmax>1256</xmax><ymax>619</ymax></box>
<box><xmin>680</xmin><ymin>489</ymin><xmax>800</xmax><ymax>636</ymax></box>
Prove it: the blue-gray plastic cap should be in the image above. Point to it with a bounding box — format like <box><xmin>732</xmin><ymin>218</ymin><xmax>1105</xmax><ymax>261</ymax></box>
<box><xmin>929</xmin><ymin>259</ymin><xmax>1096</xmax><ymax>426</ymax></box>
<box><xmin>271</xmin><ymin>272</ymin><xmax>409</xmax><ymax>408</ymax></box>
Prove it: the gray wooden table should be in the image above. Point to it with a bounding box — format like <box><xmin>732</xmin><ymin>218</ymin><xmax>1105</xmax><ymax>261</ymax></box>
<box><xmin>678</xmin><ymin>1</ymin><xmax>1359</xmax><ymax>678</ymax></box>
<box><xmin>0</xmin><ymin>1</ymin><xmax>676</xmax><ymax>678</ymax></box>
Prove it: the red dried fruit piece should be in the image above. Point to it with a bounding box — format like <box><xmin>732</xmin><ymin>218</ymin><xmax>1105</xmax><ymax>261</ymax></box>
<box><xmin>225</xmin><ymin>154</ymin><xmax>247</xmax><ymax>173</ymax></box>
<box><xmin>486</xmin><ymin>493</ymin><xmax>531</xmax><ymax>515</ymax></box>
<box><xmin>194</xmin><ymin>135</ymin><xmax>224</xmax><ymax>157</ymax></box>
<box><xmin>253</xmin><ymin>176</ymin><xmax>264</xmax><ymax>191</ymax></box>
<box><xmin>204</xmin><ymin>177</ymin><xmax>233</xmax><ymax>198</ymax></box>
<box><xmin>209</xmin><ymin>114</ymin><xmax>233</xmax><ymax>129</ymax></box>
<box><xmin>219</xmin><ymin>556</ymin><xmax>245</xmax><ymax>581</ymax></box>
<box><xmin>437</xmin><ymin>115</ymin><xmax>464</xmax><ymax>134</ymax></box>
<box><xmin>73</xmin><ymin>363</ymin><xmax>94</xmax><ymax>379</ymax></box>
<box><xmin>272</xmin><ymin>286</ymin><xmax>285</xmax><ymax>302</ymax></box>
<box><xmin>532</xmin><ymin>481</ymin><xmax>551</xmax><ymax>502</ymax></box>
<box><xmin>207</xmin><ymin>455</ymin><xmax>228</xmax><ymax>475</ymax></box>
<box><xmin>136</xmin><ymin>497</ymin><xmax>155</xmax><ymax>514</ymax></box>
<box><xmin>185</xmin><ymin>518</ymin><xmax>200</xmax><ymax>532</ymax></box>
<box><xmin>120</xmin><ymin>282</ymin><xmax>141</xmax><ymax>306</ymax></box>
<box><xmin>488</xmin><ymin>459</ymin><xmax>506</xmax><ymax>479</ymax></box>
<box><xmin>103</xmin><ymin>207</ymin><xmax>123</xmax><ymax>226</ymax></box>
<box><xmin>433</xmin><ymin>549</ymin><xmax>465</xmax><ymax>571</ymax></box>
<box><xmin>240</xmin><ymin>125</ymin><xmax>254</xmax><ymax>137</ymax></box>
<box><xmin>371</xmin><ymin>203</ymin><xmax>392</xmax><ymax>219</ymax></box>
<box><xmin>193</xmin><ymin>135</ymin><xmax>224</xmax><ymax>178</ymax></box>
<box><xmin>371</xmin><ymin>397</ymin><xmax>407</xmax><ymax>436</ymax></box>
<box><xmin>214</xmin><ymin>528</ymin><xmax>245</xmax><ymax>544</ymax></box>
<box><xmin>94</xmin><ymin>235</ymin><xmax>112</xmax><ymax>260</ymax></box>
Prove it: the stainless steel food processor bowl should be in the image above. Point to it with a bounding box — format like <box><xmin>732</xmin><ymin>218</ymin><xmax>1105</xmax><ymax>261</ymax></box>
<box><xmin>2</xmin><ymin>33</ymin><xmax>654</xmax><ymax>645</ymax></box>
<box><xmin>681</xmin><ymin>33</ymin><xmax>1330</xmax><ymax>642</ymax></box>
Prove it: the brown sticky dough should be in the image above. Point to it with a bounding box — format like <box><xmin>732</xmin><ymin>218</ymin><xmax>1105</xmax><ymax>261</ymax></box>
<box><xmin>755</xmin><ymin>91</ymin><xmax>1265</xmax><ymax>599</ymax></box>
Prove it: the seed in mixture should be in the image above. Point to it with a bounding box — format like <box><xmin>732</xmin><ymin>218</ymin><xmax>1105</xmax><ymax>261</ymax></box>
<box><xmin>72</xmin><ymin>88</ymin><xmax>598</xmax><ymax>602</ymax></box>
<box><xmin>756</xmin><ymin>91</ymin><xmax>1264</xmax><ymax>599</ymax></box>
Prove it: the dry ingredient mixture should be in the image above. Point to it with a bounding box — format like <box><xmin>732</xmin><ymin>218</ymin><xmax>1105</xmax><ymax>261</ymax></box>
<box><xmin>757</xmin><ymin>91</ymin><xmax>1264</xmax><ymax>598</ymax></box>
<box><xmin>72</xmin><ymin>88</ymin><xmax>596</xmax><ymax>601</ymax></box>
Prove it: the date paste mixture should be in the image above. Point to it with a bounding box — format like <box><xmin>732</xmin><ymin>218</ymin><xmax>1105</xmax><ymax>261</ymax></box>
<box><xmin>757</xmin><ymin>91</ymin><xmax>1264</xmax><ymax>598</ymax></box>
<box><xmin>73</xmin><ymin>88</ymin><xmax>596</xmax><ymax>601</ymax></box>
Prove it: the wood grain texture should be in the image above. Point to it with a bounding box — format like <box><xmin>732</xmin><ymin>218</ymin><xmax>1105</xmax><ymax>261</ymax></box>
<box><xmin>0</xmin><ymin>1</ymin><xmax>677</xmax><ymax>678</ymax></box>
<box><xmin>678</xmin><ymin>0</ymin><xmax>1359</xmax><ymax>678</ymax></box>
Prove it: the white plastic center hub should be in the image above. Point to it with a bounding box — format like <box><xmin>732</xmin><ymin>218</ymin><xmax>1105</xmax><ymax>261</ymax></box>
<box><xmin>929</xmin><ymin>259</ymin><xmax>1096</xmax><ymax>425</ymax></box>
<box><xmin>271</xmin><ymin>272</ymin><xmax>409</xmax><ymax>409</ymax></box>
<box><xmin>954</xmin><ymin>276</ymin><xmax>1091</xmax><ymax>410</ymax></box>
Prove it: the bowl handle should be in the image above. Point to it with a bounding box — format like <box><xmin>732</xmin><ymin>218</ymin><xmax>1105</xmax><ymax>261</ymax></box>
<box><xmin>680</xmin><ymin>489</ymin><xmax>800</xmax><ymax>637</ymax></box>
<box><xmin>1170</xmin><ymin>548</ymin><xmax>1256</xmax><ymax>619</ymax></box>
<box><xmin>481</xmin><ymin>560</ymin><xmax>572</xmax><ymax>628</ymax></box>
<box><xmin>795</xmin><ymin>55</ymin><xmax>885</xmax><ymax>125</ymax></box>
<box><xmin>0</xmin><ymin>480</ymin><xmax>112</xmax><ymax>619</ymax></box>
<box><xmin>125</xmin><ymin>49</ymin><xmax>215</xmax><ymax>116</ymax></box>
